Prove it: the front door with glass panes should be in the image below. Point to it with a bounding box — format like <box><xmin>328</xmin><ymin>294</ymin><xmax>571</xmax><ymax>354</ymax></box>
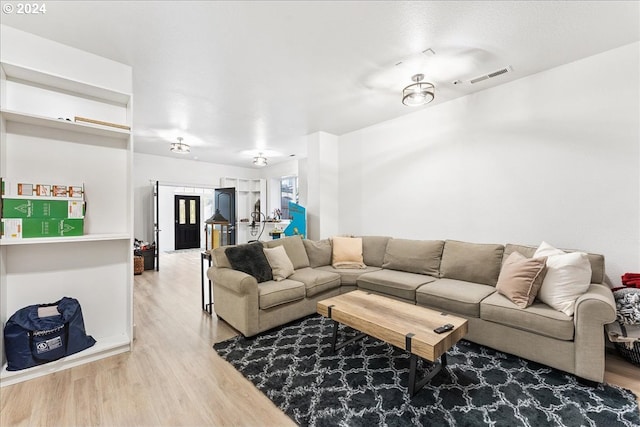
<box><xmin>174</xmin><ymin>195</ymin><xmax>201</xmax><ymax>249</ymax></box>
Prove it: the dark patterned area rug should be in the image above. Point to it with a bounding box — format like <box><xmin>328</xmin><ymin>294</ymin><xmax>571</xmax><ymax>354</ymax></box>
<box><xmin>214</xmin><ymin>315</ymin><xmax>640</xmax><ymax>426</ymax></box>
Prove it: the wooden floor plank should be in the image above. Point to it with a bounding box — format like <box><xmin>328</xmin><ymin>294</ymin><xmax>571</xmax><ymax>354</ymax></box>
<box><xmin>0</xmin><ymin>250</ymin><xmax>638</xmax><ymax>426</ymax></box>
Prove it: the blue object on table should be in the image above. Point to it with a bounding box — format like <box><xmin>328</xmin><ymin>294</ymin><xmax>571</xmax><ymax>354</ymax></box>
<box><xmin>284</xmin><ymin>202</ymin><xmax>306</xmax><ymax>238</ymax></box>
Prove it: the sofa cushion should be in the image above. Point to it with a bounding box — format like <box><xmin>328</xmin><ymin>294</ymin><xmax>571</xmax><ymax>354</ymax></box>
<box><xmin>480</xmin><ymin>292</ymin><xmax>574</xmax><ymax>341</ymax></box>
<box><xmin>361</xmin><ymin>236</ymin><xmax>391</xmax><ymax>267</ymax></box>
<box><xmin>315</xmin><ymin>265</ymin><xmax>382</xmax><ymax>286</ymax></box>
<box><xmin>225</xmin><ymin>242</ymin><xmax>273</xmax><ymax>283</ymax></box>
<box><xmin>440</xmin><ymin>240</ymin><xmax>504</xmax><ymax>286</ymax></box>
<box><xmin>415</xmin><ymin>278</ymin><xmax>496</xmax><ymax>317</ymax></box>
<box><xmin>495</xmin><ymin>251</ymin><xmax>547</xmax><ymax>308</ymax></box>
<box><xmin>503</xmin><ymin>243</ymin><xmax>537</xmax><ymax>260</ymax></box>
<box><xmin>258</xmin><ymin>279</ymin><xmax>306</xmax><ymax>309</ymax></box>
<box><xmin>504</xmin><ymin>243</ymin><xmax>605</xmax><ymax>285</ymax></box>
<box><xmin>534</xmin><ymin>242</ymin><xmax>592</xmax><ymax>317</ymax></box>
<box><xmin>303</xmin><ymin>239</ymin><xmax>332</xmax><ymax>268</ymax></box>
<box><xmin>332</xmin><ymin>236</ymin><xmax>366</xmax><ymax>269</ymax></box>
<box><xmin>357</xmin><ymin>269</ymin><xmax>436</xmax><ymax>301</ymax></box>
<box><xmin>263</xmin><ymin>235</ymin><xmax>310</xmax><ymax>270</ymax></box>
<box><xmin>263</xmin><ymin>245</ymin><xmax>295</xmax><ymax>281</ymax></box>
<box><xmin>289</xmin><ymin>267</ymin><xmax>341</xmax><ymax>298</ymax></box>
<box><xmin>382</xmin><ymin>239</ymin><xmax>444</xmax><ymax>276</ymax></box>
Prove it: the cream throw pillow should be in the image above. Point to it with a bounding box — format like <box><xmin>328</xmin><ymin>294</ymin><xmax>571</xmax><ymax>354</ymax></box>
<box><xmin>534</xmin><ymin>241</ymin><xmax>592</xmax><ymax>316</ymax></box>
<box><xmin>331</xmin><ymin>236</ymin><xmax>366</xmax><ymax>269</ymax></box>
<box><xmin>496</xmin><ymin>251</ymin><xmax>547</xmax><ymax>308</ymax></box>
<box><xmin>263</xmin><ymin>245</ymin><xmax>295</xmax><ymax>281</ymax></box>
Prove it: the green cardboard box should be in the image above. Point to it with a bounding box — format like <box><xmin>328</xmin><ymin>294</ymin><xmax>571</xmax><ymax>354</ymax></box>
<box><xmin>1</xmin><ymin>198</ymin><xmax>85</xmax><ymax>219</ymax></box>
<box><xmin>1</xmin><ymin>218</ymin><xmax>84</xmax><ymax>239</ymax></box>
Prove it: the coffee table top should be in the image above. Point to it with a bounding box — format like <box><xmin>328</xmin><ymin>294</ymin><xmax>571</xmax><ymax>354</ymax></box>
<box><xmin>317</xmin><ymin>290</ymin><xmax>468</xmax><ymax>361</ymax></box>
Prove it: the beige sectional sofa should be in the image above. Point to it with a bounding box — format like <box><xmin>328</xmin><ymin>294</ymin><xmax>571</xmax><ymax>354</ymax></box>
<box><xmin>207</xmin><ymin>235</ymin><xmax>616</xmax><ymax>383</ymax></box>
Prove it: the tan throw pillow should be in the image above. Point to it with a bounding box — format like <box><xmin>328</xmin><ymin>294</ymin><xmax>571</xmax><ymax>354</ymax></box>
<box><xmin>331</xmin><ymin>236</ymin><xmax>366</xmax><ymax>269</ymax></box>
<box><xmin>263</xmin><ymin>245</ymin><xmax>295</xmax><ymax>281</ymax></box>
<box><xmin>496</xmin><ymin>251</ymin><xmax>547</xmax><ymax>308</ymax></box>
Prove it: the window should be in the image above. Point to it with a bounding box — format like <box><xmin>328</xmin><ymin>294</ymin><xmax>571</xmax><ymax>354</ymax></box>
<box><xmin>189</xmin><ymin>199</ymin><xmax>197</xmax><ymax>224</ymax></box>
<box><xmin>178</xmin><ymin>199</ymin><xmax>186</xmax><ymax>224</ymax></box>
<box><xmin>280</xmin><ymin>176</ymin><xmax>298</xmax><ymax>219</ymax></box>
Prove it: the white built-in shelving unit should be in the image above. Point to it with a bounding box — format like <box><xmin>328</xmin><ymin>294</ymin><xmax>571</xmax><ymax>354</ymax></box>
<box><xmin>0</xmin><ymin>25</ymin><xmax>133</xmax><ymax>386</ymax></box>
<box><xmin>220</xmin><ymin>177</ymin><xmax>266</xmax><ymax>244</ymax></box>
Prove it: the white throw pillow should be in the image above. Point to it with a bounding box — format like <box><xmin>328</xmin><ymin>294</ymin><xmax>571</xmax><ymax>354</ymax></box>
<box><xmin>534</xmin><ymin>241</ymin><xmax>592</xmax><ymax>316</ymax></box>
<box><xmin>263</xmin><ymin>245</ymin><xmax>295</xmax><ymax>281</ymax></box>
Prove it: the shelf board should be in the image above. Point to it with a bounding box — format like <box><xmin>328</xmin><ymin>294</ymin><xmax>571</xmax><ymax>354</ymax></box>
<box><xmin>1</xmin><ymin>109</ymin><xmax>130</xmax><ymax>140</ymax></box>
<box><xmin>0</xmin><ymin>334</ymin><xmax>131</xmax><ymax>387</ymax></box>
<box><xmin>1</xmin><ymin>194</ymin><xmax>83</xmax><ymax>201</ymax></box>
<box><xmin>1</xmin><ymin>62</ymin><xmax>131</xmax><ymax>105</ymax></box>
<box><xmin>0</xmin><ymin>233</ymin><xmax>131</xmax><ymax>246</ymax></box>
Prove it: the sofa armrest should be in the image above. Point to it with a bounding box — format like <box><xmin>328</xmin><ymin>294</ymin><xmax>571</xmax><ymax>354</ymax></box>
<box><xmin>574</xmin><ymin>283</ymin><xmax>616</xmax><ymax>326</ymax></box>
<box><xmin>573</xmin><ymin>283</ymin><xmax>616</xmax><ymax>382</ymax></box>
<box><xmin>207</xmin><ymin>266</ymin><xmax>261</xmax><ymax>336</ymax></box>
<box><xmin>208</xmin><ymin>267</ymin><xmax>258</xmax><ymax>296</ymax></box>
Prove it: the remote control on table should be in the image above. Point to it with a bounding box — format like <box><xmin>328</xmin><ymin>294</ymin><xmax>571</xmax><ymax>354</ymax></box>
<box><xmin>433</xmin><ymin>323</ymin><xmax>454</xmax><ymax>334</ymax></box>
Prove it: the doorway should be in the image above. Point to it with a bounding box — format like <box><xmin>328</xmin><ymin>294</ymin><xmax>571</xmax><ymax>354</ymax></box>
<box><xmin>215</xmin><ymin>187</ymin><xmax>237</xmax><ymax>245</ymax></box>
<box><xmin>174</xmin><ymin>195</ymin><xmax>201</xmax><ymax>250</ymax></box>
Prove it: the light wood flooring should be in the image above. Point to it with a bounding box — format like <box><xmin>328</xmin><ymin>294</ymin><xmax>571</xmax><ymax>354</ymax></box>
<box><xmin>1</xmin><ymin>250</ymin><xmax>638</xmax><ymax>426</ymax></box>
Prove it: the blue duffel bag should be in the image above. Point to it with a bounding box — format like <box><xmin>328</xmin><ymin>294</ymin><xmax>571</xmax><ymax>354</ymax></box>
<box><xmin>4</xmin><ymin>297</ymin><xmax>96</xmax><ymax>371</ymax></box>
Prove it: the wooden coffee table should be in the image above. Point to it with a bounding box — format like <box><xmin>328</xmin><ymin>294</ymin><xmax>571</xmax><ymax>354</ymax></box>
<box><xmin>317</xmin><ymin>290</ymin><xmax>468</xmax><ymax>396</ymax></box>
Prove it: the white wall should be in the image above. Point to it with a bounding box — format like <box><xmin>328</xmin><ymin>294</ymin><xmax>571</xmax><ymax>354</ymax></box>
<box><xmin>133</xmin><ymin>152</ymin><xmax>259</xmax><ymax>243</ymax></box>
<box><xmin>339</xmin><ymin>42</ymin><xmax>640</xmax><ymax>286</ymax></box>
<box><xmin>307</xmin><ymin>132</ymin><xmax>340</xmax><ymax>239</ymax></box>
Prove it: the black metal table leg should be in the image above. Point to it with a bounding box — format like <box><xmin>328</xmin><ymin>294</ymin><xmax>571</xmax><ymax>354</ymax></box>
<box><xmin>408</xmin><ymin>353</ymin><xmax>447</xmax><ymax>397</ymax></box>
<box><xmin>201</xmin><ymin>251</ymin><xmax>213</xmax><ymax>314</ymax></box>
<box><xmin>330</xmin><ymin>320</ymin><xmax>367</xmax><ymax>353</ymax></box>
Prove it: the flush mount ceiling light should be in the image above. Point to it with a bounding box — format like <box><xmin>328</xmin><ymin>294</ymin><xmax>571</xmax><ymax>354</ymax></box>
<box><xmin>253</xmin><ymin>153</ymin><xmax>267</xmax><ymax>167</ymax></box>
<box><xmin>402</xmin><ymin>73</ymin><xmax>435</xmax><ymax>106</ymax></box>
<box><xmin>170</xmin><ymin>137</ymin><xmax>190</xmax><ymax>154</ymax></box>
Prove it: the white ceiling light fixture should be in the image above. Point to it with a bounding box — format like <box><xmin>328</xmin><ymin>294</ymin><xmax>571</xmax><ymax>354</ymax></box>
<box><xmin>170</xmin><ymin>136</ymin><xmax>190</xmax><ymax>154</ymax></box>
<box><xmin>402</xmin><ymin>73</ymin><xmax>435</xmax><ymax>106</ymax></box>
<box><xmin>253</xmin><ymin>153</ymin><xmax>267</xmax><ymax>167</ymax></box>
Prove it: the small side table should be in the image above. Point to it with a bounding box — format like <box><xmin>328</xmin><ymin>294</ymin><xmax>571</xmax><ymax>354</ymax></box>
<box><xmin>201</xmin><ymin>251</ymin><xmax>213</xmax><ymax>314</ymax></box>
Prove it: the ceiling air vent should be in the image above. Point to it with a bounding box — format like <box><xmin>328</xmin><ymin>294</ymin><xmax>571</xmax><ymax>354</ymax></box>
<box><xmin>470</xmin><ymin>66</ymin><xmax>513</xmax><ymax>84</ymax></box>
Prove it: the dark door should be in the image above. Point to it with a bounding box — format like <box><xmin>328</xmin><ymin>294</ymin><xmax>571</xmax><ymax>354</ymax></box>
<box><xmin>215</xmin><ymin>187</ymin><xmax>236</xmax><ymax>245</ymax></box>
<box><xmin>174</xmin><ymin>195</ymin><xmax>201</xmax><ymax>250</ymax></box>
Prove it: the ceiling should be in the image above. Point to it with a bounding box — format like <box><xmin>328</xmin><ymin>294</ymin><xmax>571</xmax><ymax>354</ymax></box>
<box><xmin>2</xmin><ymin>1</ymin><xmax>639</xmax><ymax>167</ymax></box>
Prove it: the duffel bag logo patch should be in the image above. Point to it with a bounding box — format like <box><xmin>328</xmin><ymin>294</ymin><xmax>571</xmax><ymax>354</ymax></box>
<box><xmin>35</xmin><ymin>336</ymin><xmax>63</xmax><ymax>354</ymax></box>
<box><xmin>31</xmin><ymin>324</ymin><xmax>68</xmax><ymax>361</ymax></box>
